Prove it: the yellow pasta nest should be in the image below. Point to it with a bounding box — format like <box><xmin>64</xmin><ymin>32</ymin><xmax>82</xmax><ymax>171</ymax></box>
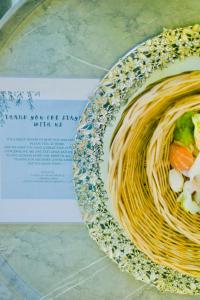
<box><xmin>109</xmin><ymin>71</ymin><xmax>200</xmax><ymax>277</ymax></box>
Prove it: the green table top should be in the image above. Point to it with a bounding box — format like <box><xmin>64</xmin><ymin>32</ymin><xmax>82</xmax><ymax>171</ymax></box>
<box><xmin>0</xmin><ymin>1</ymin><xmax>200</xmax><ymax>299</ymax></box>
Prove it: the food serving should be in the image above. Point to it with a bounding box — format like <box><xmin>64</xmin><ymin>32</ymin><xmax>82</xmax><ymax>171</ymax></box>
<box><xmin>109</xmin><ymin>71</ymin><xmax>200</xmax><ymax>277</ymax></box>
<box><xmin>169</xmin><ymin>112</ymin><xmax>200</xmax><ymax>214</ymax></box>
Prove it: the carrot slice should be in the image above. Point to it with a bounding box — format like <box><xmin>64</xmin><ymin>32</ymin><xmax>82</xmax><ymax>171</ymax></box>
<box><xmin>169</xmin><ymin>143</ymin><xmax>194</xmax><ymax>172</ymax></box>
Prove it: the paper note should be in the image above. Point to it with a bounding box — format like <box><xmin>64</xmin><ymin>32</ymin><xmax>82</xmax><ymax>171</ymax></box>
<box><xmin>0</xmin><ymin>78</ymin><xmax>99</xmax><ymax>222</ymax></box>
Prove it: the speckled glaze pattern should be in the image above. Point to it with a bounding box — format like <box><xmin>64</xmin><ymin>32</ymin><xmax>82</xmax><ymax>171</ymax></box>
<box><xmin>73</xmin><ymin>25</ymin><xmax>200</xmax><ymax>295</ymax></box>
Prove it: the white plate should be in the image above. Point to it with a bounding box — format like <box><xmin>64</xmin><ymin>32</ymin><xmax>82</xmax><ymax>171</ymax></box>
<box><xmin>73</xmin><ymin>25</ymin><xmax>200</xmax><ymax>295</ymax></box>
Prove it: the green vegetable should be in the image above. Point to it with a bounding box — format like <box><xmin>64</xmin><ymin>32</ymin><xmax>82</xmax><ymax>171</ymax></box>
<box><xmin>192</xmin><ymin>113</ymin><xmax>200</xmax><ymax>150</ymax></box>
<box><xmin>173</xmin><ymin>112</ymin><xmax>195</xmax><ymax>147</ymax></box>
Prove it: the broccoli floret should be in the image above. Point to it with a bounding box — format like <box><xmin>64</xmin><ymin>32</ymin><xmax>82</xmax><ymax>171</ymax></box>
<box><xmin>173</xmin><ymin>112</ymin><xmax>194</xmax><ymax>147</ymax></box>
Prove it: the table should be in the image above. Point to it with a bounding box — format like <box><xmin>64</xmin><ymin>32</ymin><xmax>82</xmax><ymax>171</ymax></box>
<box><xmin>0</xmin><ymin>1</ymin><xmax>200</xmax><ymax>299</ymax></box>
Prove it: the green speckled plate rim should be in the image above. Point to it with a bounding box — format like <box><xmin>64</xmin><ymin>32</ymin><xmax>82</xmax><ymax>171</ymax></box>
<box><xmin>73</xmin><ymin>24</ymin><xmax>200</xmax><ymax>295</ymax></box>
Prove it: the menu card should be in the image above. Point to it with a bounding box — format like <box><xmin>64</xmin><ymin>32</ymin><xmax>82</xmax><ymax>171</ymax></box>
<box><xmin>0</xmin><ymin>78</ymin><xmax>98</xmax><ymax>222</ymax></box>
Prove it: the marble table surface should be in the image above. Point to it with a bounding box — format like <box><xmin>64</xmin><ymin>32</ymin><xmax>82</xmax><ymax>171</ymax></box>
<box><xmin>0</xmin><ymin>0</ymin><xmax>200</xmax><ymax>299</ymax></box>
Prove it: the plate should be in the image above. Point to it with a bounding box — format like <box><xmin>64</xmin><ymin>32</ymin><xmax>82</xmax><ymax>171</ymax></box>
<box><xmin>73</xmin><ymin>25</ymin><xmax>200</xmax><ymax>295</ymax></box>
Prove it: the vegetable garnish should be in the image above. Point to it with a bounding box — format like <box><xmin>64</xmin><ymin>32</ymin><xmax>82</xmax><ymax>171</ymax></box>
<box><xmin>168</xmin><ymin>169</ymin><xmax>184</xmax><ymax>193</ymax></box>
<box><xmin>169</xmin><ymin>143</ymin><xmax>194</xmax><ymax>172</ymax></box>
<box><xmin>192</xmin><ymin>113</ymin><xmax>200</xmax><ymax>151</ymax></box>
<box><xmin>177</xmin><ymin>181</ymin><xmax>200</xmax><ymax>214</ymax></box>
<box><xmin>173</xmin><ymin>111</ymin><xmax>194</xmax><ymax>148</ymax></box>
<box><xmin>168</xmin><ymin>112</ymin><xmax>200</xmax><ymax>214</ymax></box>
